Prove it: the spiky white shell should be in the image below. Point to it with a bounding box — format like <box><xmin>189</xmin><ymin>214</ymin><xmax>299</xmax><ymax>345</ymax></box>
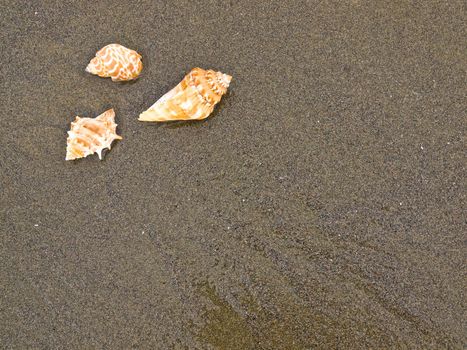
<box><xmin>139</xmin><ymin>68</ymin><xmax>232</xmax><ymax>122</ymax></box>
<box><xmin>65</xmin><ymin>109</ymin><xmax>122</xmax><ymax>161</ymax></box>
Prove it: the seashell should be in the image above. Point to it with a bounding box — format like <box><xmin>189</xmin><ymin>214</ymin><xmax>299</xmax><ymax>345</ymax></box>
<box><xmin>139</xmin><ymin>67</ymin><xmax>232</xmax><ymax>122</ymax></box>
<box><xmin>85</xmin><ymin>44</ymin><xmax>143</xmax><ymax>81</ymax></box>
<box><xmin>65</xmin><ymin>109</ymin><xmax>122</xmax><ymax>161</ymax></box>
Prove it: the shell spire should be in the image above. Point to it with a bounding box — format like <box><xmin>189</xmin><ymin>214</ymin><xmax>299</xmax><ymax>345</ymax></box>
<box><xmin>86</xmin><ymin>44</ymin><xmax>143</xmax><ymax>81</ymax></box>
<box><xmin>139</xmin><ymin>68</ymin><xmax>232</xmax><ymax>122</ymax></box>
<box><xmin>65</xmin><ymin>109</ymin><xmax>122</xmax><ymax>161</ymax></box>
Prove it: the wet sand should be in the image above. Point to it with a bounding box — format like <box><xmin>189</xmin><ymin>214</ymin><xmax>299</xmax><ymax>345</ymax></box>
<box><xmin>1</xmin><ymin>1</ymin><xmax>465</xmax><ymax>348</ymax></box>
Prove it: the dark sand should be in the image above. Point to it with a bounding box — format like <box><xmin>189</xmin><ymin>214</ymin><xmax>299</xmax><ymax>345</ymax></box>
<box><xmin>1</xmin><ymin>1</ymin><xmax>465</xmax><ymax>348</ymax></box>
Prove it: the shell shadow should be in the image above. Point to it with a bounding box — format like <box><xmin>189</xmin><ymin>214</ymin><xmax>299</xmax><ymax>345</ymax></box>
<box><xmin>116</xmin><ymin>79</ymin><xmax>140</xmax><ymax>86</ymax></box>
<box><xmin>85</xmin><ymin>73</ymin><xmax>141</xmax><ymax>85</ymax></box>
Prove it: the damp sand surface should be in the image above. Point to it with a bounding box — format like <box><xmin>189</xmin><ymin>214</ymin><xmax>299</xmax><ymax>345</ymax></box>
<box><xmin>1</xmin><ymin>1</ymin><xmax>465</xmax><ymax>348</ymax></box>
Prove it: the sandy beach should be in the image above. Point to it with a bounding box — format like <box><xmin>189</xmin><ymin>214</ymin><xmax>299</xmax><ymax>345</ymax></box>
<box><xmin>1</xmin><ymin>1</ymin><xmax>465</xmax><ymax>348</ymax></box>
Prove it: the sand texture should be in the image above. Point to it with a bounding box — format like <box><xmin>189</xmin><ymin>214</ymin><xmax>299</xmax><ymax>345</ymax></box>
<box><xmin>1</xmin><ymin>1</ymin><xmax>465</xmax><ymax>348</ymax></box>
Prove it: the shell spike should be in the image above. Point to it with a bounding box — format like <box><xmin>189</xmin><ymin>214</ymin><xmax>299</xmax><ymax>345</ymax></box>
<box><xmin>218</xmin><ymin>72</ymin><xmax>232</xmax><ymax>88</ymax></box>
<box><xmin>96</xmin><ymin>108</ymin><xmax>115</xmax><ymax>122</ymax></box>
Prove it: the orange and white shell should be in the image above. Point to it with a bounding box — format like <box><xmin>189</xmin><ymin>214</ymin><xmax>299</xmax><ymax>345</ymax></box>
<box><xmin>139</xmin><ymin>68</ymin><xmax>232</xmax><ymax>122</ymax></box>
<box><xmin>85</xmin><ymin>44</ymin><xmax>143</xmax><ymax>81</ymax></box>
<box><xmin>65</xmin><ymin>109</ymin><xmax>122</xmax><ymax>161</ymax></box>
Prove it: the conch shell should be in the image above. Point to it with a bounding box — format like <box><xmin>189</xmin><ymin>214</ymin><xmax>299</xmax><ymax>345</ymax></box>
<box><xmin>139</xmin><ymin>68</ymin><xmax>232</xmax><ymax>122</ymax></box>
<box><xmin>65</xmin><ymin>109</ymin><xmax>122</xmax><ymax>161</ymax></box>
<box><xmin>85</xmin><ymin>44</ymin><xmax>143</xmax><ymax>81</ymax></box>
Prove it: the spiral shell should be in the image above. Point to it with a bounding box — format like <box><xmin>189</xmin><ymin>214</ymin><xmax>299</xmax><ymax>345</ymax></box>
<box><xmin>65</xmin><ymin>109</ymin><xmax>122</xmax><ymax>161</ymax></box>
<box><xmin>85</xmin><ymin>44</ymin><xmax>143</xmax><ymax>81</ymax></box>
<box><xmin>139</xmin><ymin>68</ymin><xmax>232</xmax><ymax>122</ymax></box>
